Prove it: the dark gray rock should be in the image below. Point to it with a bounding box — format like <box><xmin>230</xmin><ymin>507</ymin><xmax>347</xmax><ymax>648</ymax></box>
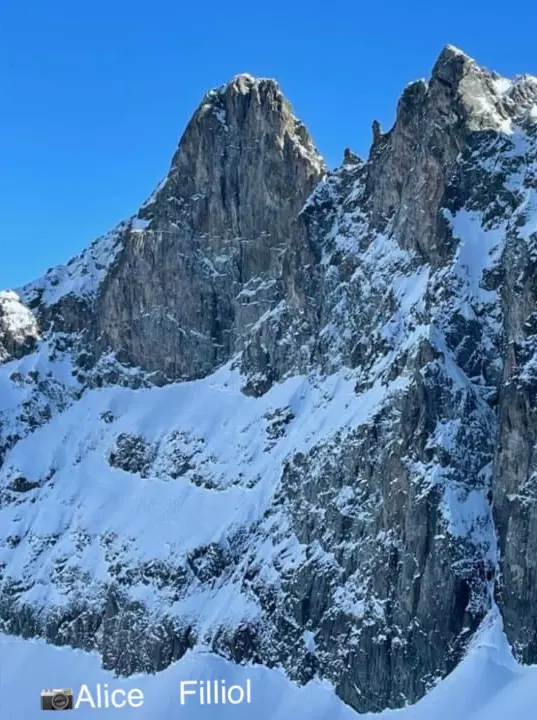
<box><xmin>91</xmin><ymin>75</ymin><xmax>324</xmax><ymax>381</ymax></box>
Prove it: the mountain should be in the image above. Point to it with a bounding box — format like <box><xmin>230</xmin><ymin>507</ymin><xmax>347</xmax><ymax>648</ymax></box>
<box><xmin>3</xmin><ymin>610</ymin><xmax>537</xmax><ymax>719</ymax></box>
<box><xmin>1</xmin><ymin>45</ymin><xmax>537</xmax><ymax>714</ymax></box>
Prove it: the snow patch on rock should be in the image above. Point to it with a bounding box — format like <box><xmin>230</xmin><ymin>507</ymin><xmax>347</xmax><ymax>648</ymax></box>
<box><xmin>19</xmin><ymin>223</ymin><xmax>127</xmax><ymax>307</ymax></box>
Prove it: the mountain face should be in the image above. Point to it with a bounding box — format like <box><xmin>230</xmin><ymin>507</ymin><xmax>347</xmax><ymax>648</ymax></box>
<box><xmin>1</xmin><ymin>45</ymin><xmax>537</xmax><ymax>713</ymax></box>
<box><xmin>22</xmin><ymin>74</ymin><xmax>324</xmax><ymax>385</ymax></box>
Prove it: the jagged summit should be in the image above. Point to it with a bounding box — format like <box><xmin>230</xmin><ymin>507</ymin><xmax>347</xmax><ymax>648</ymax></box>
<box><xmin>229</xmin><ymin>71</ymin><xmax>259</xmax><ymax>84</ymax></box>
<box><xmin>430</xmin><ymin>44</ymin><xmax>537</xmax><ymax>130</ymax></box>
<box><xmin>440</xmin><ymin>43</ymin><xmax>471</xmax><ymax>58</ymax></box>
<box><xmin>197</xmin><ymin>72</ymin><xmax>284</xmax><ymax>119</ymax></box>
<box><xmin>195</xmin><ymin>71</ymin><xmax>292</xmax><ymax>130</ymax></box>
<box><xmin>18</xmin><ymin>46</ymin><xmax>537</xmax><ymax>319</ymax></box>
<box><xmin>18</xmin><ymin>46</ymin><xmax>537</xmax><ymax>338</ymax></box>
<box><xmin>433</xmin><ymin>42</ymin><xmax>474</xmax><ymax>71</ymax></box>
<box><xmin>20</xmin><ymin>69</ymin><xmax>326</xmax><ymax>355</ymax></box>
<box><xmin>371</xmin><ymin>44</ymin><xmax>537</xmax><ymax>146</ymax></box>
<box><xmin>138</xmin><ymin>69</ymin><xmax>326</xmax><ymax>218</ymax></box>
<box><xmin>431</xmin><ymin>42</ymin><xmax>476</xmax><ymax>82</ymax></box>
<box><xmin>210</xmin><ymin>72</ymin><xmax>280</xmax><ymax>95</ymax></box>
<box><xmin>433</xmin><ymin>42</ymin><xmax>537</xmax><ymax>95</ymax></box>
<box><xmin>25</xmin><ymin>63</ymin><xmax>326</xmax><ymax>382</ymax></box>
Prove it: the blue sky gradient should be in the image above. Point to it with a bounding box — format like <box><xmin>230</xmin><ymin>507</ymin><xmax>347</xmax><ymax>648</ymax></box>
<box><xmin>2</xmin><ymin>0</ymin><xmax>537</xmax><ymax>288</ymax></box>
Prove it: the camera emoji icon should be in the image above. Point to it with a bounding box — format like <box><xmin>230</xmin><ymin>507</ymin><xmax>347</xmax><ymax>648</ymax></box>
<box><xmin>40</xmin><ymin>689</ymin><xmax>74</xmax><ymax>710</ymax></box>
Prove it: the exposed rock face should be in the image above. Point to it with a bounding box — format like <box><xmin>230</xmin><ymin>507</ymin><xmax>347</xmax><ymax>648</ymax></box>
<box><xmin>492</xmin><ymin>120</ymin><xmax>537</xmax><ymax>662</ymax></box>
<box><xmin>21</xmin><ymin>76</ymin><xmax>324</xmax><ymax>385</ymax></box>
<box><xmin>1</xmin><ymin>45</ymin><xmax>537</xmax><ymax>714</ymax></box>
<box><xmin>26</xmin><ymin>75</ymin><xmax>323</xmax><ymax>383</ymax></box>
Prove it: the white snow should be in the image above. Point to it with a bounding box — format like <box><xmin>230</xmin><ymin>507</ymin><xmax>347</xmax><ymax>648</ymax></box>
<box><xmin>392</xmin><ymin>266</ymin><xmax>429</xmax><ymax>316</ymax></box>
<box><xmin>0</xmin><ymin>362</ymin><xmax>407</xmax><ymax>624</ymax></box>
<box><xmin>443</xmin><ymin>44</ymin><xmax>471</xmax><ymax>60</ymax></box>
<box><xmin>492</xmin><ymin>76</ymin><xmax>513</xmax><ymax>96</ymax></box>
<box><xmin>515</xmin><ymin>188</ymin><xmax>537</xmax><ymax>240</ymax></box>
<box><xmin>130</xmin><ymin>217</ymin><xmax>151</xmax><ymax>231</ymax></box>
<box><xmin>18</xmin><ymin>211</ymin><xmax>154</xmax><ymax>307</ymax></box>
<box><xmin>140</xmin><ymin>176</ymin><xmax>170</xmax><ymax>209</ymax></box>
<box><xmin>303</xmin><ymin>630</ymin><xmax>317</xmax><ymax>653</ymax></box>
<box><xmin>440</xmin><ymin>485</ymin><xmax>490</xmax><ymax>540</ymax></box>
<box><xmin>444</xmin><ymin>208</ymin><xmax>504</xmax><ymax>304</ymax></box>
<box><xmin>214</xmin><ymin>107</ymin><xmax>228</xmax><ymax>128</ymax></box>
<box><xmin>233</xmin><ymin>73</ymin><xmax>257</xmax><ymax>94</ymax></box>
<box><xmin>0</xmin><ymin>336</ymin><xmax>81</xmax><ymax>472</ymax></box>
<box><xmin>458</xmin><ymin>74</ymin><xmax>513</xmax><ymax>134</ymax></box>
<box><xmin>20</xmin><ymin>223</ymin><xmax>127</xmax><ymax>307</ymax></box>
<box><xmin>0</xmin><ymin>290</ymin><xmax>39</xmax><ymax>343</ymax></box>
<box><xmin>1</xmin><ymin>609</ymin><xmax>535</xmax><ymax>719</ymax></box>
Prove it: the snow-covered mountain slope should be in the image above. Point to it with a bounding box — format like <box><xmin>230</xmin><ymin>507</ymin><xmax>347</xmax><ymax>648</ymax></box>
<box><xmin>0</xmin><ymin>362</ymin><xmax>392</xmax><ymax>620</ymax></box>
<box><xmin>21</xmin><ymin>224</ymin><xmax>128</xmax><ymax>310</ymax></box>
<box><xmin>2</xmin><ymin>44</ymin><xmax>537</xmax><ymax>715</ymax></box>
<box><xmin>1</xmin><ymin>611</ymin><xmax>536</xmax><ymax>719</ymax></box>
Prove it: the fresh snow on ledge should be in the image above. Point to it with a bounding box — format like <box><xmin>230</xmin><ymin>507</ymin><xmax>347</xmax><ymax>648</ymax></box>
<box><xmin>19</xmin><ymin>221</ymin><xmax>128</xmax><ymax>307</ymax></box>
<box><xmin>1</xmin><ymin>610</ymin><xmax>535</xmax><ymax>719</ymax></box>
<box><xmin>0</xmin><ymin>362</ymin><xmax>406</xmax><ymax>621</ymax></box>
<box><xmin>0</xmin><ymin>290</ymin><xmax>39</xmax><ymax>341</ymax></box>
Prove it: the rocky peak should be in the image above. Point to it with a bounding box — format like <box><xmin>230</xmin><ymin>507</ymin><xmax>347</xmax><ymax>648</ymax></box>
<box><xmin>87</xmin><ymin>73</ymin><xmax>325</xmax><ymax>381</ymax></box>
<box><xmin>431</xmin><ymin>45</ymin><xmax>537</xmax><ymax>128</ymax></box>
<box><xmin>139</xmin><ymin>71</ymin><xmax>325</xmax><ymax>225</ymax></box>
<box><xmin>428</xmin><ymin>44</ymin><xmax>510</xmax><ymax>131</ymax></box>
<box><xmin>364</xmin><ymin>45</ymin><xmax>537</xmax><ymax>263</ymax></box>
<box><xmin>199</xmin><ymin>72</ymin><xmax>286</xmax><ymax>119</ymax></box>
<box><xmin>430</xmin><ymin>44</ymin><xmax>475</xmax><ymax>89</ymax></box>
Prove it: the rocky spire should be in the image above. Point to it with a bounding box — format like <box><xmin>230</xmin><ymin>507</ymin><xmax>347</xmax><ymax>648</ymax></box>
<box><xmin>138</xmin><ymin>72</ymin><xmax>325</xmax><ymax>235</ymax></box>
<box><xmin>90</xmin><ymin>74</ymin><xmax>326</xmax><ymax>382</ymax></box>
<box><xmin>430</xmin><ymin>43</ymin><xmax>473</xmax><ymax>83</ymax></box>
<box><xmin>364</xmin><ymin>43</ymin><xmax>530</xmax><ymax>263</ymax></box>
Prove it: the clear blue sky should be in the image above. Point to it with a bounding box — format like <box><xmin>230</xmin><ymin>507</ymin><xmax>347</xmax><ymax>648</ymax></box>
<box><xmin>2</xmin><ymin>0</ymin><xmax>537</xmax><ymax>289</ymax></box>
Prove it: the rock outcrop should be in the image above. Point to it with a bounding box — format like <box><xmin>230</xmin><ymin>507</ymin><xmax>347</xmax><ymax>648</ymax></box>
<box><xmin>0</xmin><ymin>291</ymin><xmax>39</xmax><ymax>362</ymax></box>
